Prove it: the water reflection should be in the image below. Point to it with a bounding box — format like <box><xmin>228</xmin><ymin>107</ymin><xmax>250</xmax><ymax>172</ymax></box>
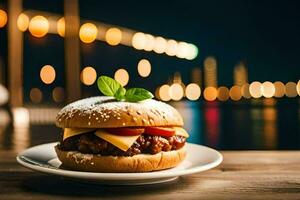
<box><xmin>174</xmin><ymin>99</ymin><xmax>299</xmax><ymax>150</ymax></box>
<box><xmin>203</xmin><ymin>102</ymin><xmax>220</xmax><ymax>148</ymax></box>
<box><xmin>173</xmin><ymin>102</ymin><xmax>202</xmax><ymax>144</ymax></box>
<box><xmin>263</xmin><ymin>105</ymin><xmax>277</xmax><ymax>149</ymax></box>
<box><xmin>0</xmin><ymin>100</ymin><xmax>299</xmax><ymax>152</ymax></box>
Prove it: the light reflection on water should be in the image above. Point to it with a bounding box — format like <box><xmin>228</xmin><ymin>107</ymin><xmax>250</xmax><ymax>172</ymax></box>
<box><xmin>172</xmin><ymin>99</ymin><xmax>300</xmax><ymax>150</ymax></box>
<box><xmin>0</xmin><ymin>99</ymin><xmax>299</xmax><ymax>151</ymax></box>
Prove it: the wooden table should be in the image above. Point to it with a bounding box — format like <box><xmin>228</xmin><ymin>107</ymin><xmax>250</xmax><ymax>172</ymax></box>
<box><xmin>1</xmin><ymin>150</ymin><xmax>299</xmax><ymax>200</ymax></box>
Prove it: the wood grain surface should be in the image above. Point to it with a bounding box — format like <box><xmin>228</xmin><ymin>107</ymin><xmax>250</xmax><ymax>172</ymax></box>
<box><xmin>1</xmin><ymin>150</ymin><xmax>300</xmax><ymax>200</ymax></box>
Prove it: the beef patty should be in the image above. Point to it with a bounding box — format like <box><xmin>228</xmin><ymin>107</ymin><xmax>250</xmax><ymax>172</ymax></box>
<box><xmin>58</xmin><ymin>132</ymin><xmax>186</xmax><ymax>156</ymax></box>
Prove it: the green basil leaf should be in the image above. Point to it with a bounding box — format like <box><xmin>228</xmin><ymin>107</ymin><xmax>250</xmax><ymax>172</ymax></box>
<box><xmin>125</xmin><ymin>88</ymin><xmax>154</xmax><ymax>102</ymax></box>
<box><xmin>97</xmin><ymin>76</ymin><xmax>121</xmax><ymax>96</ymax></box>
<box><xmin>114</xmin><ymin>87</ymin><xmax>126</xmax><ymax>101</ymax></box>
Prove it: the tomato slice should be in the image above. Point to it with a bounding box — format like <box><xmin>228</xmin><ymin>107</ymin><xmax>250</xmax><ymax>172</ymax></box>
<box><xmin>106</xmin><ymin>128</ymin><xmax>145</xmax><ymax>136</ymax></box>
<box><xmin>144</xmin><ymin>127</ymin><xmax>175</xmax><ymax>137</ymax></box>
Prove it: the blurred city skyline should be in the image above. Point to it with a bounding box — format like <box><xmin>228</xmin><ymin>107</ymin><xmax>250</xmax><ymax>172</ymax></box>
<box><xmin>0</xmin><ymin>0</ymin><xmax>299</xmax><ymax>105</ymax></box>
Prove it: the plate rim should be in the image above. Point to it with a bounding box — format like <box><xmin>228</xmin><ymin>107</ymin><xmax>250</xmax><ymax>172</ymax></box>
<box><xmin>17</xmin><ymin>142</ymin><xmax>223</xmax><ymax>180</ymax></box>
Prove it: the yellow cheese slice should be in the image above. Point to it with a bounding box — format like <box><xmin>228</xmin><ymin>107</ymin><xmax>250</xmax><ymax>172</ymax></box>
<box><xmin>95</xmin><ymin>130</ymin><xmax>140</xmax><ymax>151</ymax></box>
<box><xmin>63</xmin><ymin>128</ymin><xmax>95</xmax><ymax>140</ymax></box>
<box><xmin>174</xmin><ymin>127</ymin><xmax>190</xmax><ymax>138</ymax></box>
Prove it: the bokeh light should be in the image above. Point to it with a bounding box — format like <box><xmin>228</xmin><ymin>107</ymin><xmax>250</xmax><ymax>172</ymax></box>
<box><xmin>79</xmin><ymin>23</ymin><xmax>98</xmax><ymax>43</ymax></box>
<box><xmin>57</xmin><ymin>17</ymin><xmax>65</xmax><ymax>37</ymax></box>
<box><xmin>114</xmin><ymin>68</ymin><xmax>129</xmax><ymax>86</ymax></box>
<box><xmin>0</xmin><ymin>84</ymin><xmax>9</xmax><ymax>105</ymax></box>
<box><xmin>52</xmin><ymin>87</ymin><xmax>65</xmax><ymax>102</ymax></box>
<box><xmin>241</xmin><ymin>83</ymin><xmax>251</xmax><ymax>99</ymax></box>
<box><xmin>80</xmin><ymin>66</ymin><xmax>97</xmax><ymax>85</ymax></box>
<box><xmin>262</xmin><ymin>81</ymin><xmax>275</xmax><ymax>98</ymax></box>
<box><xmin>40</xmin><ymin>65</ymin><xmax>56</xmax><ymax>84</ymax></box>
<box><xmin>176</xmin><ymin>42</ymin><xmax>189</xmax><ymax>59</ymax></box>
<box><xmin>249</xmin><ymin>81</ymin><xmax>262</xmax><ymax>98</ymax></box>
<box><xmin>185</xmin><ymin>43</ymin><xmax>198</xmax><ymax>60</ymax></box>
<box><xmin>165</xmin><ymin>40</ymin><xmax>178</xmax><ymax>56</ymax></box>
<box><xmin>17</xmin><ymin>13</ymin><xmax>30</xmax><ymax>32</ymax></box>
<box><xmin>285</xmin><ymin>82</ymin><xmax>297</xmax><ymax>97</ymax></box>
<box><xmin>0</xmin><ymin>9</ymin><xmax>7</xmax><ymax>28</ymax></box>
<box><xmin>132</xmin><ymin>32</ymin><xmax>146</xmax><ymax>50</ymax></box>
<box><xmin>203</xmin><ymin>87</ymin><xmax>217</xmax><ymax>101</ymax></box>
<box><xmin>105</xmin><ymin>27</ymin><xmax>122</xmax><ymax>46</ymax></box>
<box><xmin>143</xmin><ymin>34</ymin><xmax>155</xmax><ymax>51</ymax></box>
<box><xmin>29</xmin><ymin>15</ymin><xmax>49</xmax><ymax>37</ymax></box>
<box><xmin>229</xmin><ymin>85</ymin><xmax>242</xmax><ymax>101</ymax></box>
<box><xmin>29</xmin><ymin>88</ymin><xmax>42</xmax><ymax>103</ymax></box>
<box><xmin>169</xmin><ymin>83</ymin><xmax>184</xmax><ymax>101</ymax></box>
<box><xmin>153</xmin><ymin>37</ymin><xmax>167</xmax><ymax>54</ymax></box>
<box><xmin>155</xmin><ymin>87</ymin><xmax>160</xmax><ymax>99</ymax></box>
<box><xmin>137</xmin><ymin>59</ymin><xmax>151</xmax><ymax>77</ymax></box>
<box><xmin>185</xmin><ymin>83</ymin><xmax>201</xmax><ymax>100</ymax></box>
<box><xmin>273</xmin><ymin>81</ymin><xmax>285</xmax><ymax>98</ymax></box>
<box><xmin>217</xmin><ymin>86</ymin><xmax>229</xmax><ymax>101</ymax></box>
<box><xmin>297</xmin><ymin>80</ymin><xmax>300</xmax><ymax>96</ymax></box>
<box><xmin>159</xmin><ymin>84</ymin><xmax>171</xmax><ymax>101</ymax></box>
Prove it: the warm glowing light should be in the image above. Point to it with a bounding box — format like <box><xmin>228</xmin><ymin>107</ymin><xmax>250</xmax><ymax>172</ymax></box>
<box><xmin>52</xmin><ymin>87</ymin><xmax>65</xmax><ymax>102</ymax></box>
<box><xmin>273</xmin><ymin>81</ymin><xmax>285</xmax><ymax>98</ymax></box>
<box><xmin>17</xmin><ymin>13</ymin><xmax>30</xmax><ymax>32</ymax></box>
<box><xmin>176</xmin><ymin>42</ymin><xmax>189</xmax><ymax>58</ymax></box>
<box><xmin>114</xmin><ymin>68</ymin><xmax>129</xmax><ymax>87</ymax></box>
<box><xmin>153</xmin><ymin>37</ymin><xmax>167</xmax><ymax>54</ymax></box>
<box><xmin>0</xmin><ymin>84</ymin><xmax>9</xmax><ymax>105</ymax></box>
<box><xmin>137</xmin><ymin>59</ymin><xmax>151</xmax><ymax>77</ymax></box>
<box><xmin>185</xmin><ymin>43</ymin><xmax>198</xmax><ymax>60</ymax></box>
<box><xmin>263</xmin><ymin>98</ymin><xmax>276</xmax><ymax>106</ymax></box>
<box><xmin>132</xmin><ymin>32</ymin><xmax>146</xmax><ymax>50</ymax></box>
<box><xmin>143</xmin><ymin>34</ymin><xmax>155</xmax><ymax>51</ymax></box>
<box><xmin>158</xmin><ymin>85</ymin><xmax>171</xmax><ymax>101</ymax></box>
<box><xmin>169</xmin><ymin>83</ymin><xmax>184</xmax><ymax>101</ymax></box>
<box><xmin>57</xmin><ymin>17</ymin><xmax>65</xmax><ymax>37</ymax></box>
<box><xmin>79</xmin><ymin>23</ymin><xmax>98</xmax><ymax>43</ymax></box>
<box><xmin>241</xmin><ymin>83</ymin><xmax>251</xmax><ymax>99</ymax></box>
<box><xmin>249</xmin><ymin>81</ymin><xmax>262</xmax><ymax>98</ymax></box>
<box><xmin>297</xmin><ymin>80</ymin><xmax>300</xmax><ymax>96</ymax></box>
<box><xmin>29</xmin><ymin>88</ymin><xmax>42</xmax><ymax>103</ymax></box>
<box><xmin>185</xmin><ymin>83</ymin><xmax>201</xmax><ymax>100</ymax></box>
<box><xmin>80</xmin><ymin>66</ymin><xmax>97</xmax><ymax>85</ymax></box>
<box><xmin>229</xmin><ymin>85</ymin><xmax>242</xmax><ymax>101</ymax></box>
<box><xmin>105</xmin><ymin>27</ymin><xmax>122</xmax><ymax>46</ymax></box>
<box><xmin>204</xmin><ymin>87</ymin><xmax>217</xmax><ymax>101</ymax></box>
<box><xmin>165</xmin><ymin>40</ymin><xmax>178</xmax><ymax>56</ymax></box>
<box><xmin>285</xmin><ymin>82</ymin><xmax>297</xmax><ymax>97</ymax></box>
<box><xmin>155</xmin><ymin>87</ymin><xmax>160</xmax><ymax>99</ymax></box>
<box><xmin>217</xmin><ymin>86</ymin><xmax>229</xmax><ymax>101</ymax></box>
<box><xmin>204</xmin><ymin>56</ymin><xmax>217</xmax><ymax>88</ymax></box>
<box><xmin>0</xmin><ymin>10</ymin><xmax>7</xmax><ymax>28</ymax></box>
<box><xmin>29</xmin><ymin>16</ymin><xmax>49</xmax><ymax>37</ymax></box>
<box><xmin>40</xmin><ymin>65</ymin><xmax>56</xmax><ymax>84</ymax></box>
<box><xmin>12</xmin><ymin>107</ymin><xmax>29</xmax><ymax>128</ymax></box>
<box><xmin>262</xmin><ymin>81</ymin><xmax>275</xmax><ymax>98</ymax></box>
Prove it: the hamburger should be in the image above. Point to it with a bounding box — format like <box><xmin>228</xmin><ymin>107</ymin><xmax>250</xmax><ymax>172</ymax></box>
<box><xmin>55</xmin><ymin>96</ymin><xmax>189</xmax><ymax>173</ymax></box>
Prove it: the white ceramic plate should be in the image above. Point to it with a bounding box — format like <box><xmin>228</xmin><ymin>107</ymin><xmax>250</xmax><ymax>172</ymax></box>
<box><xmin>17</xmin><ymin>142</ymin><xmax>222</xmax><ymax>185</ymax></box>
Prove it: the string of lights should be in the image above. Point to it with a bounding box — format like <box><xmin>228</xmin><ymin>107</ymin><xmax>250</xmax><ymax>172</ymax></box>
<box><xmin>4</xmin><ymin>10</ymin><xmax>199</xmax><ymax>60</ymax></box>
<box><xmin>0</xmin><ymin>9</ymin><xmax>299</xmax><ymax>104</ymax></box>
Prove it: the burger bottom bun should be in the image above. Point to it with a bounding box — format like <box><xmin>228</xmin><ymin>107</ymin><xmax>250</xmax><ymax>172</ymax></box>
<box><xmin>55</xmin><ymin>145</ymin><xmax>186</xmax><ymax>173</ymax></box>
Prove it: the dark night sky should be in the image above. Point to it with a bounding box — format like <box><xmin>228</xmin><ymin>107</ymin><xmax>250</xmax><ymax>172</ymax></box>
<box><xmin>1</xmin><ymin>0</ymin><xmax>300</xmax><ymax>101</ymax></box>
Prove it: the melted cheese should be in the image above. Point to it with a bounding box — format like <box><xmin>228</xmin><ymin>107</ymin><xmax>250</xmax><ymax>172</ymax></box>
<box><xmin>63</xmin><ymin>128</ymin><xmax>95</xmax><ymax>140</ymax></box>
<box><xmin>94</xmin><ymin>130</ymin><xmax>140</xmax><ymax>151</ymax></box>
<box><xmin>63</xmin><ymin>127</ymin><xmax>189</xmax><ymax>152</ymax></box>
<box><xmin>174</xmin><ymin>127</ymin><xmax>189</xmax><ymax>138</ymax></box>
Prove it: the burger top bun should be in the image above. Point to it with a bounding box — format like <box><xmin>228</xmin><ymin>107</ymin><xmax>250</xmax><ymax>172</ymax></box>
<box><xmin>56</xmin><ymin>96</ymin><xmax>183</xmax><ymax>128</ymax></box>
